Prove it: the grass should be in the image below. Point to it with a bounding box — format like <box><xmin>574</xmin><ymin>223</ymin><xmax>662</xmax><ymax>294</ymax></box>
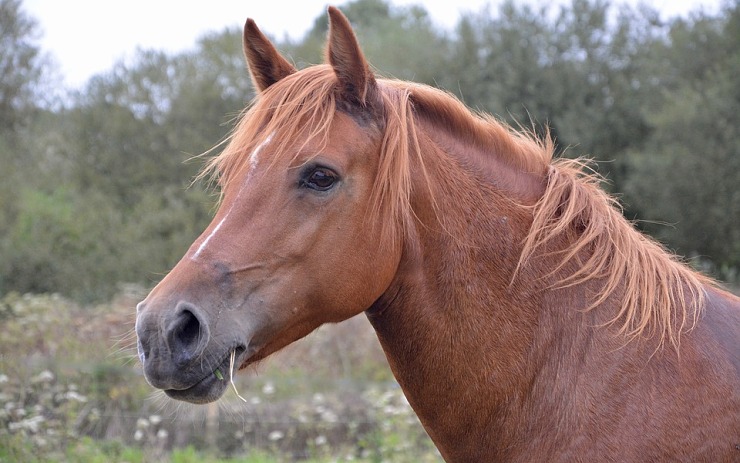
<box><xmin>0</xmin><ymin>290</ymin><xmax>441</xmax><ymax>462</ymax></box>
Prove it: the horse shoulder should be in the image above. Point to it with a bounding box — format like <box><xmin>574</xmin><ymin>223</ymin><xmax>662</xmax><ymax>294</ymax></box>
<box><xmin>533</xmin><ymin>284</ymin><xmax>740</xmax><ymax>461</ymax></box>
<box><xmin>701</xmin><ymin>286</ymin><xmax>740</xmax><ymax>363</ymax></box>
<box><xmin>628</xmin><ymin>285</ymin><xmax>740</xmax><ymax>460</ymax></box>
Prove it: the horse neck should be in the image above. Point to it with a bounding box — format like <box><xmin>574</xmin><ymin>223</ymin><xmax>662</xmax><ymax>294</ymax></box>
<box><xmin>366</xmin><ymin>123</ymin><xmax>569</xmax><ymax>456</ymax></box>
<box><xmin>367</xmin><ymin>120</ymin><xmax>632</xmax><ymax>460</ymax></box>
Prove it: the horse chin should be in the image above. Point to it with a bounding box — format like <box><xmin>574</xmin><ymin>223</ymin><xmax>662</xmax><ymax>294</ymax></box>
<box><xmin>162</xmin><ymin>345</ymin><xmax>249</xmax><ymax>404</ymax></box>
<box><xmin>164</xmin><ymin>374</ymin><xmax>229</xmax><ymax>404</ymax></box>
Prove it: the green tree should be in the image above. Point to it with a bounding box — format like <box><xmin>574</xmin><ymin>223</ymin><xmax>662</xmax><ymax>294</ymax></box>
<box><xmin>3</xmin><ymin>0</ymin><xmax>736</xmax><ymax>299</ymax></box>
<box><xmin>1</xmin><ymin>26</ymin><xmax>253</xmax><ymax>301</ymax></box>
<box><xmin>285</xmin><ymin>0</ymin><xmax>449</xmax><ymax>84</ymax></box>
<box><xmin>625</xmin><ymin>4</ymin><xmax>740</xmax><ymax>275</ymax></box>
<box><xmin>0</xmin><ymin>0</ymin><xmax>49</xmax><ymax>296</ymax></box>
<box><xmin>444</xmin><ymin>0</ymin><xmax>660</xmax><ymax>191</ymax></box>
<box><xmin>0</xmin><ymin>0</ymin><xmax>43</xmax><ymax>131</ymax></box>
<box><xmin>53</xmin><ymin>39</ymin><xmax>253</xmax><ymax>300</ymax></box>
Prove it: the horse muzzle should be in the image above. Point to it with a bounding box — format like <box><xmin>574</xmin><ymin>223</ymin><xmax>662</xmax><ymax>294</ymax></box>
<box><xmin>135</xmin><ymin>299</ymin><xmax>249</xmax><ymax>404</ymax></box>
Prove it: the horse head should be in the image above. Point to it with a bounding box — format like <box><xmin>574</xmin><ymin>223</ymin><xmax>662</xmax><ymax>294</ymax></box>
<box><xmin>135</xmin><ymin>7</ymin><xmax>400</xmax><ymax>403</ymax></box>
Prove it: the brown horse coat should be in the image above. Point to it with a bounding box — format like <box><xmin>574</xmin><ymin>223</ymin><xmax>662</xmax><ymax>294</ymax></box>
<box><xmin>136</xmin><ymin>7</ymin><xmax>740</xmax><ymax>462</ymax></box>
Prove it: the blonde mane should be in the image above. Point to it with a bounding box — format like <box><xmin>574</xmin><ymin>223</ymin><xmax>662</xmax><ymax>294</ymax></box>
<box><xmin>521</xmin><ymin>159</ymin><xmax>708</xmax><ymax>347</ymax></box>
<box><xmin>202</xmin><ymin>66</ymin><xmax>340</xmax><ymax>188</ymax></box>
<box><xmin>204</xmin><ymin>65</ymin><xmax>707</xmax><ymax>348</ymax></box>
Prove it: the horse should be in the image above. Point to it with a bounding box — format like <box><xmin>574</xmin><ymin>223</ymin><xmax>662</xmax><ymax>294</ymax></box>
<box><xmin>135</xmin><ymin>7</ymin><xmax>740</xmax><ymax>462</ymax></box>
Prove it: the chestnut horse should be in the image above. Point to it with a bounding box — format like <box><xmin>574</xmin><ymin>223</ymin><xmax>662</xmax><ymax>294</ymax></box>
<box><xmin>135</xmin><ymin>7</ymin><xmax>740</xmax><ymax>462</ymax></box>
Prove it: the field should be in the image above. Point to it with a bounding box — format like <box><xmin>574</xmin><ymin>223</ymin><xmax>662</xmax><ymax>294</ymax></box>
<box><xmin>0</xmin><ymin>289</ymin><xmax>441</xmax><ymax>462</ymax></box>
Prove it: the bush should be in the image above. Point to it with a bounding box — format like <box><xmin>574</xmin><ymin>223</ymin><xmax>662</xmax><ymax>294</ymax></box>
<box><xmin>0</xmin><ymin>292</ymin><xmax>441</xmax><ymax>462</ymax></box>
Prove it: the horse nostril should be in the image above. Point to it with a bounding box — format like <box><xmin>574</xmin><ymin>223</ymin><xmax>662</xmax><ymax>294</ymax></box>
<box><xmin>166</xmin><ymin>305</ymin><xmax>209</xmax><ymax>367</ymax></box>
<box><xmin>174</xmin><ymin>310</ymin><xmax>200</xmax><ymax>347</ymax></box>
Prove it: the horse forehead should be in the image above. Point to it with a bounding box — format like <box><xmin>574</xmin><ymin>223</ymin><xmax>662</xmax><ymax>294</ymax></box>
<box><xmin>274</xmin><ymin>111</ymin><xmax>377</xmax><ymax>167</ymax></box>
<box><xmin>323</xmin><ymin>111</ymin><xmax>380</xmax><ymax>154</ymax></box>
<box><xmin>224</xmin><ymin>111</ymin><xmax>377</xmax><ymax>191</ymax></box>
<box><xmin>229</xmin><ymin>131</ymin><xmax>277</xmax><ymax>193</ymax></box>
<box><xmin>191</xmin><ymin>135</ymin><xmax>275</xmax><ymax>261</ymax></box>
<box><xmin>249</xmin><ymin>131</ymin><xmax>275</xmax><ymax>169</ymax></box>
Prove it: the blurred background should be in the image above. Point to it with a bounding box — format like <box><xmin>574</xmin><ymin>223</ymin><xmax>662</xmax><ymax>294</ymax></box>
<box><xmin>1</xmin><ymin>0</ymin><xmax>737</xmax><ymax>461</ymax></box>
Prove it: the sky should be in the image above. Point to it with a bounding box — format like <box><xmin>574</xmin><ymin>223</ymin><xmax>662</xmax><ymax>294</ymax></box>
<box><xmin>24</xmin><ymin>0</ymin><xmax>723</xmax><ymax>90</ymax></box>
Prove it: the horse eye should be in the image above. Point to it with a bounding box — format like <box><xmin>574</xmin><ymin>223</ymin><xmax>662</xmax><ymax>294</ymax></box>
<box><xmin>302</xmin><ymin>167</ymin><xmax>338</xmax><ymax>191</ymax></box>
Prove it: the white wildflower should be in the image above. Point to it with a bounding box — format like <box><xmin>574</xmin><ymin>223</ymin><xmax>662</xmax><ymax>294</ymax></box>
<box><xmin>9</xmin><ymin>415</ymin><xmax>45</xmax><ymax>433</ymax></box>
<box><xmin>33</xmin><ymin>370</ymin><xmax>54</xmax><ymax>383</ymax></box>
<box><xmin>261</xmin><ymin>382</ymin><xmax>275</xmax><ymax>395</ymax></box>
<box><xmin>65</xmin><ymin>391</ymin><xmax>87</xmax><ymax>402</ymax></box>
<box><xmin>320</xmin><ymin>409</ymin><xmax>338</xmax><ymax>423</ymax></box>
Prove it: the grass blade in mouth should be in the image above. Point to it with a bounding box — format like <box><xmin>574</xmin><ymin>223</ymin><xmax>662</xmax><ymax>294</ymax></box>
<box><xmin>229</xmin><ymin>350</ymin><xmax>248</xmax><ymax>403</ymax></box>
<box><xmin>214</xmin><ymin>369</ymin><xmax>224</xmax><ymax>381</ymax></box>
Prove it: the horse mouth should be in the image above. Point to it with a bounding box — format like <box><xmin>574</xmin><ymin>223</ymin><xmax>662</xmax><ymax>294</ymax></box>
<box><xmin>164</xmin><ymin>345</ymin><xmax>248</xmax><ymax>404</ymax></box>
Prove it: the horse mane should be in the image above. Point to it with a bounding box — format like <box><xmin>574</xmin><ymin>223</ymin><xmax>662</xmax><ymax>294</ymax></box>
<box><xmin>391</xmin><ymin>81</ymin><xmax>708</xmax><ymax>348</ymax></box>
<box><xmin>204</xmin><ymin>65</ymin><xmax>708</xmax><ymax>348</ymax></box>
<box><xmin>201</xmin><ymin>66</ymin><xmax>340</xmax><ymax>188</ymax></box>
<box><xmin>520</xmin><ymin>159</ymin><xmax>708</xmax><ymax>347</ymax></box>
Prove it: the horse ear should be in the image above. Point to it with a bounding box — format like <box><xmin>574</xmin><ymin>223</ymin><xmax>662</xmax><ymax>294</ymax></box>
<box><xmin>243</xmin><ymin>18</ymin><xmax>297</xmax><ymax>93</ymax></box>
<box><xmin>325</xmin><ymin>6</ymin><xmax>376</xmax><ymax>106</ymax></box>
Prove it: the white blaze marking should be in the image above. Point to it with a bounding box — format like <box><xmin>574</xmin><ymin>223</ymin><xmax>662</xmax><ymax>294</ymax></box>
<box><xmin>190</xmin><ymin>132</ymin><xmax>275</xmax><ymax>261</ymax></box>
<box><xmin>249</xmin><ymin>131</ymin><xmax>274</xmax><ymax>171</ymax></box>
<box><xmin>192</xmin><ymin>215</ymin><xmax>227</xmax><ymax>259</ymax></box>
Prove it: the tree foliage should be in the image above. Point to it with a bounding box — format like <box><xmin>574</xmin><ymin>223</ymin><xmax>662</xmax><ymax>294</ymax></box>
<box><xmin>1</xmin><ymin>0</ymin><xmax>738</xmax><ymax>301</ymax></box>
<box><xmin>0</xmin><ymin>0</ymin><xmax>43</xmax><ymax>130</ymax></box>
<box><xmin>624</xmin><ymin>4</ymin><xmax>740</xmax><ymax>273</ymax></box>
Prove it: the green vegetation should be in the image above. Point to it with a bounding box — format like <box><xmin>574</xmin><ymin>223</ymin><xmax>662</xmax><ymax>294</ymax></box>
<box><xmin>0</xmin><ymin>0</ymin><xmax>738</xmax><ymax>460</ymax></box>
<box><xmin>0</xmin><ymin>292</ymin><xmax>440</xmax><ymax>462</ymax></box>
<box><xmin>1</xmin><ymin>0</ymin><xmax>738</xmax><ymax>301</ymax></box>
